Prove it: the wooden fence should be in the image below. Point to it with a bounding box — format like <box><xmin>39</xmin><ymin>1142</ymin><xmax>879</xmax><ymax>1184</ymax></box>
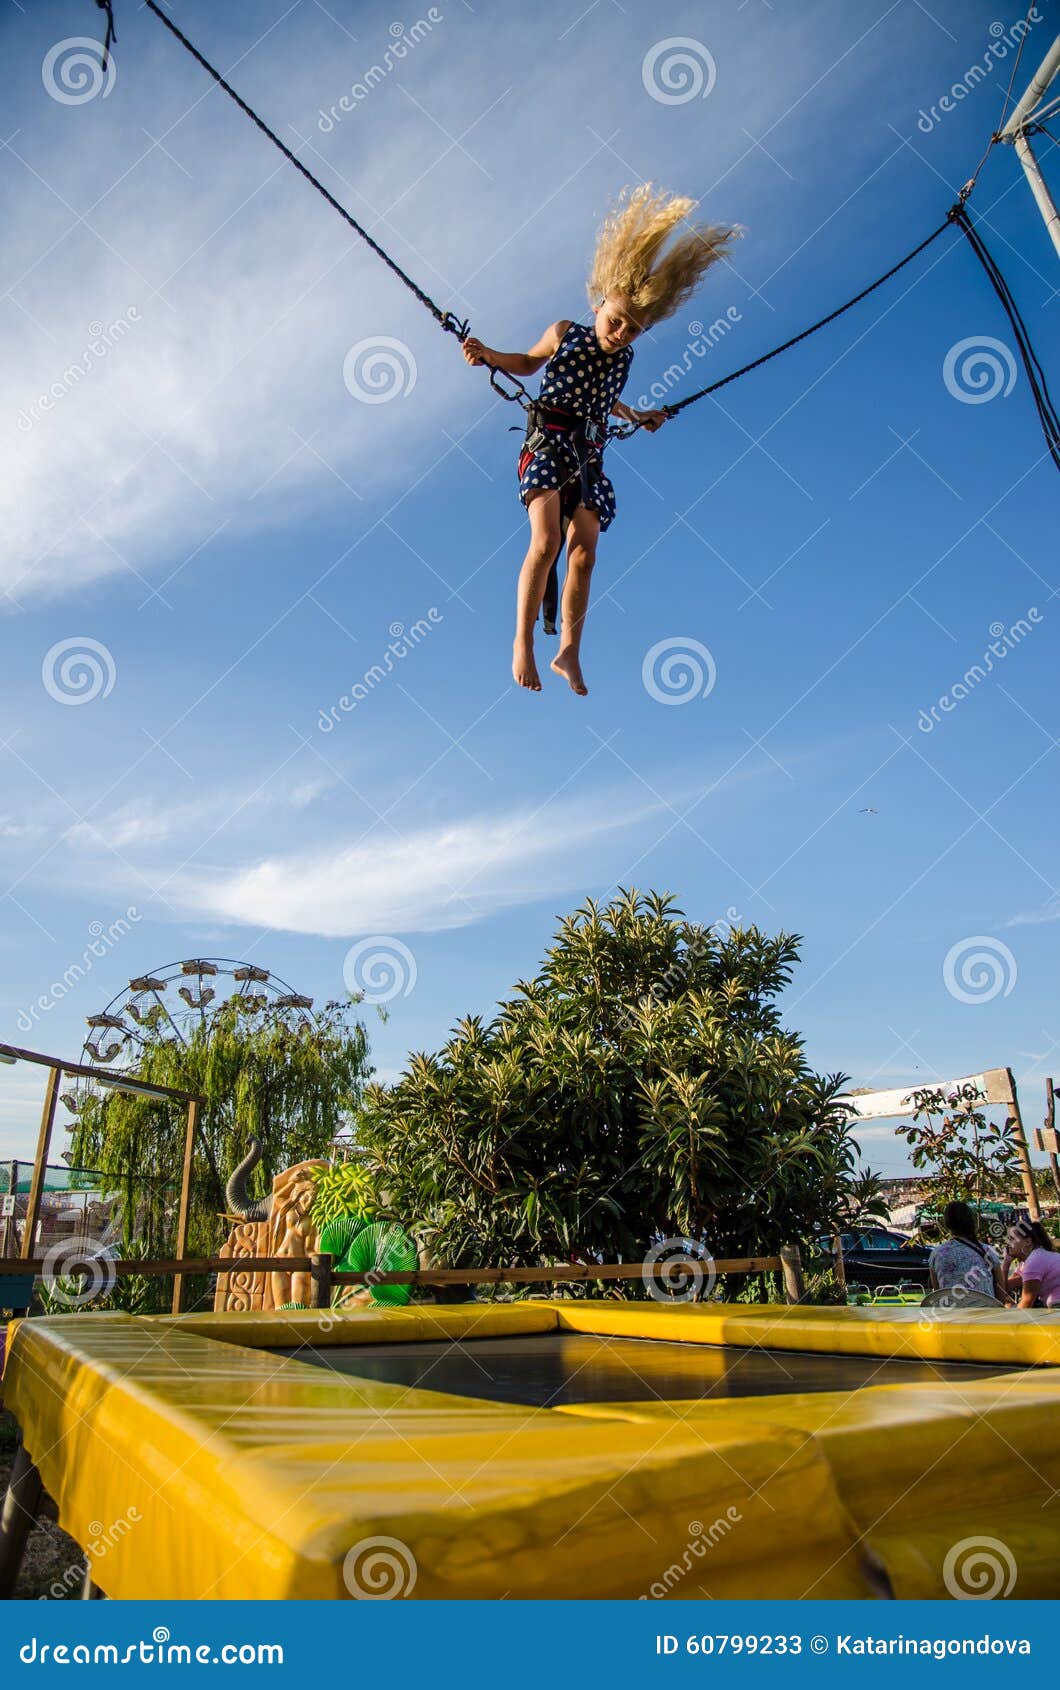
<box><xmin>0</xmin><ymin>1248</ymin><xmax>806</xmax><ymax>1310</ymax></box>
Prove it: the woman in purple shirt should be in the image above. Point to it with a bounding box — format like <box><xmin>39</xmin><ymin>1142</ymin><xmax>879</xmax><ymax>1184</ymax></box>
<box><xmin>1004</xmin><ymin>1220</ymin><xmax>1060</xmax><ymax>1308</ymax></box>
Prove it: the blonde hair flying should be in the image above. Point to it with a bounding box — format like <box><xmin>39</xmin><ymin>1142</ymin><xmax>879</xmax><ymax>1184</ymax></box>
<box><xmin>588</xmin><ymin>185</ymin><xmax>739</xmax><ymax>329</ymax></box>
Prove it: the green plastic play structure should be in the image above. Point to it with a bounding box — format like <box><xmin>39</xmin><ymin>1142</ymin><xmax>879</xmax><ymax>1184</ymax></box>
<box><xmin>317</xmin><ymin>1214</ymin><xmax>420</xmax><ymax>1307</ymax></box>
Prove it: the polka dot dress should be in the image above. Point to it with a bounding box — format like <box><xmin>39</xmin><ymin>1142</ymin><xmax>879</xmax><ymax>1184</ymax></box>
<box><xmin>518</xmin><ymin>321</ymin><xmax>633</xmax><ymax>531</ymax></box>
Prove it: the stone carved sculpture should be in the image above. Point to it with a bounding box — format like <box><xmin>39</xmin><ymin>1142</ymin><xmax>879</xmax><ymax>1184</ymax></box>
<box><xmin>214</xmin><ymin>1136</ymin><xmax>329</xmax><ymax>1311</ymax></box>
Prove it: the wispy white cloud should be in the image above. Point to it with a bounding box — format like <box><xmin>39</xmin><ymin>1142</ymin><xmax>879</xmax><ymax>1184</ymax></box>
<box><xmin>1006</xmin><ymin>898</ymin><xmax>1060</xmax><ymax>927</ymax></box>
<box><xmin>63</xmin><ymin>772</ymin><xmax>339</xmax><ymax>854</ymax></box>
<box><xmin>170</xmin><ymin>789</ymin><xmax>666</xmax><ymax>936</ymax></box>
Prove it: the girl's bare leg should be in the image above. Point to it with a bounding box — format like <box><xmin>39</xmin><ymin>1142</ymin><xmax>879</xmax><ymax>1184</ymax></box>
<box><xmin>513</xmin><ymin>491</ymin><xmax>562</xmax><ymax>692</ymax></box>
<box><xmin>550</xmin><ymin>506</ymin><xmax>600</xmax><ymax>696</ymax></box>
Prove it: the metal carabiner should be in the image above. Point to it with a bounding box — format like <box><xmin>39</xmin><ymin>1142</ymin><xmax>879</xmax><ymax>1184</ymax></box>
<box><xmin>489</xmin><ymin>365</ymin><xmax>531</xmax><ymax>408</ymax></box>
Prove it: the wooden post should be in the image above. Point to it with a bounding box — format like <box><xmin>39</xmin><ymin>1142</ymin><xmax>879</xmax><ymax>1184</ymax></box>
<box><xmin>170</xmin><ymin>1098</ymin><xmax>198</xmax><ymax>1315</ymax></box>
<box><xmin>1044</xmin><ymin>1078</ymin><xmax>1060</xmax><ymax>1202</ymax></box>
<box><xmin>1006</xmin><ymin>1068</ymin><xmax>1041</xmax><ymax>1219</ymax></box>
<box><xmin>309</xmin><ymin>1252</ymin><xmax>332</xmax><ymax>1309</ymax></box>
<box><xmin>780</xmin><ymin>1243</ymin><xmax>806</xmax><ymax>1305</ymax></box>
<box><xmin>20</xmin><ymin>1066</ymin><xmax>60</xmax><ymax>1261</ymax></box>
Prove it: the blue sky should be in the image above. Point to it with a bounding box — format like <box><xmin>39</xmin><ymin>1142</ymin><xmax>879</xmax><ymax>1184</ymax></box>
<box><xmin>1</xmin><ymin>0</ymin><xmax>1057</xmax><ymax>1178</ymax></box>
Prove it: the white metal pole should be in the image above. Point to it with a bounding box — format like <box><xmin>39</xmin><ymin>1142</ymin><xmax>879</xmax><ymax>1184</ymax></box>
<box><xmin>1013</xmin><ymin>129</ymin><xmax>1060</xmax><ymax>259</ymax></box>
<box><xmin>1000</xmin><ymin>34</ymin><xmax>1060</xmax><ymax>140</ymax></box>
<box><xmin>999</xmin><ymin>34</ymin><xmax>1060</xmax><ymax>263</ymax></box>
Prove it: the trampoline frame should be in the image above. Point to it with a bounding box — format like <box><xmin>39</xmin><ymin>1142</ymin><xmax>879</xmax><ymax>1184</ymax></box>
<box><xmin>2</xmin><ymin>1299</ymin><xmax>1060</xmax><ymax>1601</ymax></box>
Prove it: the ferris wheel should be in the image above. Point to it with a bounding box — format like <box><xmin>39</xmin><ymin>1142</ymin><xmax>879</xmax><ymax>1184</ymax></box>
<box><xmin>63</xmin><ymin>958</ymin><xmax>314</xmax><ymax>1119</ymax></box>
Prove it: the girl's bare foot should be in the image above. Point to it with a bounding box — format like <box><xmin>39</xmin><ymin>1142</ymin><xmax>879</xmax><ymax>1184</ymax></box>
<box><xmin>513</xmin><ymin>637</ymin><xmax>542</xmax><ymax>692</ymax></box>
<box><xmin>550</xmin><ymin>647</ymin><xmax>588</xmax><ymax>696</ymax></box>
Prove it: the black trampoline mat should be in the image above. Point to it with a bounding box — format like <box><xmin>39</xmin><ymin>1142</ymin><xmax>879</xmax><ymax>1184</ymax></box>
<box><xmin>273</xmin><ymin>1332</ymin><xmax>1015</xmax><ymax>1407</ymax></box>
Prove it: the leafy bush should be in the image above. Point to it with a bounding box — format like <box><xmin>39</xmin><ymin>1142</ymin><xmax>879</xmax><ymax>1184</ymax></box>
<box><xmin>898</xmin><ymin>1085</ymin><xmax>1023</xmax><ymax>1206</ymax></box>
<box><xmin>355</xmin><ymin>891</ymin><xmax>853</xmax><ymax>1279</ymax></box>
<box><xmin>310</xmin><ymin>1160</ymin><xmax>380</xmax><ymax>1230</ymax></box>
<box><xmin>801</xmin><ymin>1268</ymin><xmax>846</xmax><ymax>1306</ymax></box>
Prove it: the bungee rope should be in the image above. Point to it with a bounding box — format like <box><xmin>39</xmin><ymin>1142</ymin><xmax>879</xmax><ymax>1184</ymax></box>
<box><xmin>138</xmin><ymin>3</ymin><xmax>462</xmax><ymax>336</ymax></box>
<box><xmin>611</xmin><ymin>201</ymin><xmax>1060</xmax><ymax>475</ymax></box>
<box><xmin>136</xmin><ymin>0</ymin><xmax>532</xmax><ymax>409</ymax></box>
<box><xmin>94</xmin><ymin>0</ymin><xmax>116</xmax><ymax>74</ymax></box>
<box><xmin>605</xmin><ymin>213</ymin><xmax>957</xmax><ymax>439</ymax></box>
<box><xmin>105</xmin><ymin>3</ymin><xmax>1057</xmax><ymax>470</ymax></box>
<box><xmin>953</xmin><ymin>204</ymin><xmax>1060</xmax><ymax>471</ymax></box>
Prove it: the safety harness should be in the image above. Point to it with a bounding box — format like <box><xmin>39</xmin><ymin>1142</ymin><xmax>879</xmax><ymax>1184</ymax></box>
<box><xmin>519</xmin><ymin>402</ymin><xmax>609</xmax><ymax>635</ymax></box>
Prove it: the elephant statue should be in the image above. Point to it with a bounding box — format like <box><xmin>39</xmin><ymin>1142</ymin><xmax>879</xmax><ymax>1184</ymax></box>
<box><xmin>214</xmin><ymin>1137</ymin><xmax>330</xmax><ymax>1312</ymax></box>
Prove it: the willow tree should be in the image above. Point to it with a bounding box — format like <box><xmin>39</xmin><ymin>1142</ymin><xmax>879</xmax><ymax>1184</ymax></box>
<box><xmin>71</xmin><ymin>997</ymin><xmax>371</xmax><ymax>1298</ymax></box>
<box><xmin>356</xmin><ymin>890</ymin><xmax>852</xmax><ymax>1280</ymax></box>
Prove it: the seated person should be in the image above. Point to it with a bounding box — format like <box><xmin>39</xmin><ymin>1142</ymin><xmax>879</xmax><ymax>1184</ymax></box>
<box><xmin>926</xmin><ymin>1201</ymin><xmax>1007</xmax><ymax>1305</ymax></box>
<box><xmin>1003</xmin><ymin>1220</ymin><xmax>1060</xmax><ymax>1309</ymax></box>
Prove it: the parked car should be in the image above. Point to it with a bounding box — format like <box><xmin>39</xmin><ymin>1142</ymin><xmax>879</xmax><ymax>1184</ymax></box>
<box><xmin>818</xmin><ymin>1228</ymin><xmax>932</xmax><ymax>1289</ymax></box>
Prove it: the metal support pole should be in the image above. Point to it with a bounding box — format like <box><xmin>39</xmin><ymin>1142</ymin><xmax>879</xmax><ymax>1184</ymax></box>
<box><xmin>1000</xmin><ymin>35</ymin><xmax>1060</xmax><ymax>139</ymax></box>
<box><xmin>1</xmin><ymin>1161</ymin><xmax>16</xmax><ymax>1258</ymax></box>
<box><xmin>1000</xmin><ymin>33</ymin><xmax>1060</xmax><ymax>261</ymax></box>
<box><xmin>0</xmin><ymin>1442</ymin><xmax>45</xmax><ymax>1599</ymax></box>
<box><xmin>1012</xmin><ymin>130</ymin><xmax>1060</xmax><ymax>261</ymax></box>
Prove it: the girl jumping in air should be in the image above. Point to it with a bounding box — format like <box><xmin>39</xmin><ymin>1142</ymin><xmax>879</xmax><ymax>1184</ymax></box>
<box><xmin>463</xmin><ymin>186</ymin><xmax>738</xmax><ymax>696</ymax></box>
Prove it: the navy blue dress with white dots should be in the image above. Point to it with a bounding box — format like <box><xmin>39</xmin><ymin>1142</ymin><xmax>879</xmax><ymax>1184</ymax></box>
<box><xmin>518</xmin><ymin>320</ymin><xmax>633</xmax><ymax>531</ymax></box>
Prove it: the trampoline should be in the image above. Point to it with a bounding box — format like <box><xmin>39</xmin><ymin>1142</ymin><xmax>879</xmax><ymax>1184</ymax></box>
<box><xmin>3</xmin><ymin>1299</ymin><xmax>1060</xmax><ymax>1601</ymax></box>
<box><xmin>277</xmin><ymin>1330</ymin><xmax>1017</xmax><ymax>1407</ymax></box>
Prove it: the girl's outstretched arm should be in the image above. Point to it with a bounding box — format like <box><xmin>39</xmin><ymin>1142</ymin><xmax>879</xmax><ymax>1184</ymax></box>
<box><xmin>462</xmin><ymin>321</ymin><xmax>570</xmax><ymax>377</ymax></box>
<box><xmin>612</xmin><ymin>399</ymin><xmax>668</xmax><ymax>432</ymax></box>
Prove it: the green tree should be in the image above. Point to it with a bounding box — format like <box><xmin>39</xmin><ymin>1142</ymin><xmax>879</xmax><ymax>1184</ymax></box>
<box><xmin>898</xmin><ymin>1084</ymin><xmax>1023</xmax><ymax>1208</ymax></box>
<box><xmin>839</xmin><ymin>1166</ymin><xmax>891</xmax><ymax>1230</ymax></box>
<box><xmin>71</xmin><ymin>997</ymin><xmax>371</xmax><ymax>1304</ymax></box>
<box><xmin>356</xmin><ymin>891</ymin><xmax>853</xmax><ymax>1284</ymax></box>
